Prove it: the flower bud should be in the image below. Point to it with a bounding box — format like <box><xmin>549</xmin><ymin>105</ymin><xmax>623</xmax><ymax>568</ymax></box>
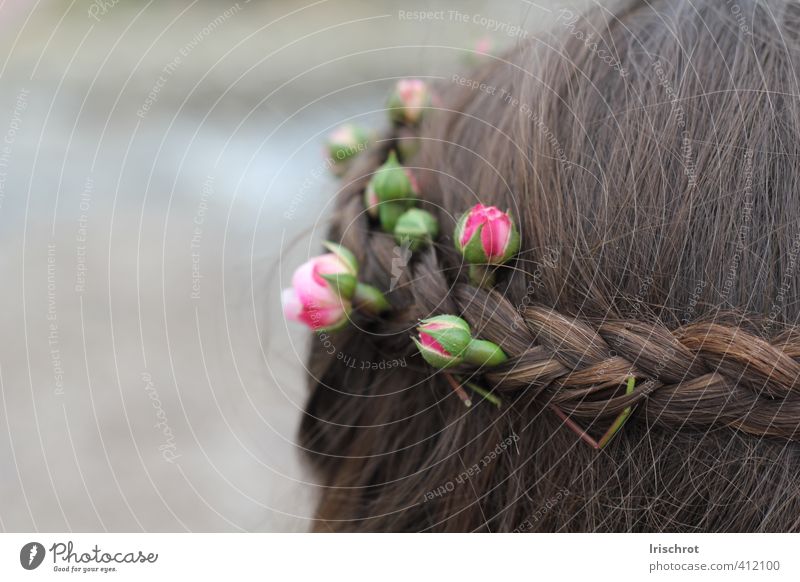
<box><xmin>387</xmin><ymin>79</ymin><xmax>432</xmax><ymax>126</ymax></box>
<box><xmin>394</xmin><ymin>208</ymin><xmax>439</xmax><ymax>251</ymax></box>
<box><xmin>463</xmin><ymin>339</ymin><xmax>508</xmax><ymax>367</ymax></box>
<box><xmin>413</xmin><ymin>315</ymin><xmax>472</xmax><ymax>368</ymax></box>
<box><xmin>282</xmin><ymin>242</ymin><xmax>390</xmax><ymax>330</ymax></box>
<box><xmin>454</xmin><ymin>203</ymin><xmax>520</xmax><ymax>265</ymax></box>
<box><xmin>281</xmin><ymin>249</ymin><xmax>355</xmax><ymax>332</ymax></box>
<box><xmin>462</xmin><ymin>37</ymin><xmax>494</xmax><ymax>66</ymax></box>
<box><xmin>364</xmin><ymin>182</ymin><xmax>379</xmax><ymax>219</ymax></box>
<box><xmin>369</xmin><ymin>150</ymin><xmax>418</xmax><ymax>204</ymax></box>
<box><xmin>326</xmin><ymin>124</ymin><xmax>369</xmax><ymax>175</ymax></box>
<box><xmin>378</xmin><ymin>201</ymin><xmax>406</xmax><ymax>233</ymax></box>
<box><xmin>475</xmin><ymin>36</ymin><xmax>493</xmax><ymax>56</ymax></box>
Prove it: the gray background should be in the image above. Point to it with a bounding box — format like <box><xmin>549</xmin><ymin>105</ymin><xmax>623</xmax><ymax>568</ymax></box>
<box><xmin>0</xmin><ymin>0</ymin><xmax>564</xmax><ymax>531</ymax></box>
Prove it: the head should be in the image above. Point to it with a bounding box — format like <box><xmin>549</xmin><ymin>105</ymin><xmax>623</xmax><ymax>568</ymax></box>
<box><xmin>298</xmin><ymin>0</ymin><xmax>800</xmax><ymax>531</ymax></box>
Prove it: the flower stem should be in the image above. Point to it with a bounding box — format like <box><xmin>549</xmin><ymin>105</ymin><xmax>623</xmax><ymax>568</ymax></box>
<box><xmin>444</xmin><ymin>373</ymin><xmax>472</xmax><ymax>407</ymax></box>
<box><xmin>353</xmin><ymin>283</ymin><xmax>391</xmax><ymax>314</ymax></box>
<box><xmin>468</xmin><ymin>264</ymin><xmax>496</xmax><ymax>288</ymax></box>
<box><xmin>550</xmin><ymin>376</ymin><xmax>638</xmax><ymax>450</ymax></box>
<box><xmin>597</xmin><ymin>376</ymin><xmax>636</xmax><ymax>449</ymax></box>
<box><xmin>464</xmin><ymin>381</ymin><xmax>502</xmax><ymax>408</ymax></box>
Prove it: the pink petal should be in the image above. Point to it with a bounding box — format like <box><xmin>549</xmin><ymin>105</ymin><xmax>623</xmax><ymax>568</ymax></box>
<box><xmin>405</xmin><ymin>169</ymin><xmax>420</xmax><ymax>195</ymax></box>
<box><xmin>298</xmin><ymin>304</ymin><xmax>347</xmax><ymax>330</ymax></box>
<box><xmin>398</xmin><ymin>79</ymin><xmax>426</xmax><ymax>122</ymax></box>
<box><xmin>366</xmin><ymin>184</ymin><xmax>378</xmax><ymax>207</ymax></box>
<box><xmin>329</xmin><ymin>125</ymin><xmax>354</xmax><ymax>145</ymax></box>
<box><xmin>476</xmin><ymin>38</ymin><xmax>492</xmax><ymax>55</ymax></box>
<box><xmin>312</xmin><ymin>253</ymin><xmax>350</xmax><ymax>285</ymax></box>
<box><xmin>461</xmin><ymin>203</ymin><xmax>487</xmax><ymax>246</ymax></box>
<box><xmin>481</xmin><ymin>213</ymin><xmax>512</xmax><ymax>259</ymax></box>
<box><xmin>281</xmin><ymin>288</ymin><xmax>303</xmax><ymax>322</ymax></box>
<box><xmin>292</xmin><ymin>258</ymin><xmax>338</xmax><ymax>307</ymax></box>
<box><xmin>419</xmin><ymin>331</ymin><xmax>450</xmax><ymax>356</ymax></box>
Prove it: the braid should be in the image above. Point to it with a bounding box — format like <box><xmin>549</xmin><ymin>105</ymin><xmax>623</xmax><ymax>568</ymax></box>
<box><xmin>454</xmin><ymin>285</ymin><xmax>800</xmax><ymax>440</ymax></box>
<box><xmin>322</xmin><ymin>116</ymin><xmax>800</xmax><ymax>445</ymax></box>
<box><xmin>295</xmin><ymin>0</ymin><xmax>800</xmax><ymax>532</ymax></box>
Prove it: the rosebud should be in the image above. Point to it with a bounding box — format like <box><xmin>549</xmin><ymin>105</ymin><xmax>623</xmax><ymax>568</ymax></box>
<box><xmin>463</xmin><ymin>339</ymin><xmax>508</xmax><ymax>367</ymax></box>
<box><xmin>281</xmin><ymin>248</ymin><xmax>355</xmax><ymax>332</ymax></box>
<box><xmin>282</xmin><ymin>242</ymin><xmax>390</xmax><ymax>331</ymax></box>
<box><xmin>413</xmin><ymin>315</ymin><xmax>472</xmax><ymax>368</ymax></box>
<box><xmin>475</xmin><ymin>37</ymin><xmax>493</xmax><ymax>56</ymax></box>
<box><xmin>364</xmin><ymin>182</ymin><xmax>379</xmax><ymax>219</ymax></box>
<box><xmin>462</xmin><ymin>37</ymin><xmax>494</xmax><ymax>66</ymax></box>
<box><xmin>455</xmin><ymin>204</ymin><xmax>520</xmax><ymax>265</ymax></box>
<box><xmin>367</xmin><ymin>151</ymin><xmax>420</xmax><ymax>231</ymax></box>
<box><xmin>394</xmin><ymin>208</ymin><xmax>439</xmax><ymax>251</ymax></box>
<box><xmin>387</xmin><ymin>79</ymin><xmax>432</xmax><ymax>126</ymax></box>
<box><xmin>369</xmin><ymin>150</ymin><xmax>418</xmax><ymax>203</ymax></box>
<box><xmin>326</xmin><ymin>124</ymin><xmax>369</xmax><ymax>176</ymax></box>
<box><xmin>412</xmin><ymin>315</ymin><xmax>508</xmax><ymax>369</ymax></box>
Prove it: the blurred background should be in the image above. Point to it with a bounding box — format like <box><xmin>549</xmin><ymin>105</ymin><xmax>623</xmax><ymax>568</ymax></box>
<box><xmin>0</xmin><ymin>0</ymin><xmax>566</xmax><ymax>531</ymax></box>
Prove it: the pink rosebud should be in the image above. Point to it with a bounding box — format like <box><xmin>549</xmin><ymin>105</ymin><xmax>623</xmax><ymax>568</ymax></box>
<box><xmin>388</xmin><ymin>79</ymin><xmax>432</xmax><ymax>125</ymax></box>
<box><xmin>420</xmin><ymin>326</ymin><xmax>450</xmax><ymax>355</ymax></box>
<box><xmin>281</xmin><ymin>252</ymin><xmax>354</xmax><ymax>331</ymax></box>
<box><xmin>327</xmin><ymin>124</ymin><xmax>369</xmax><ymax>162</ymax></box>
<box><xmin>455</xmin><ymin>204</ymin><xmax>520</xmax><ymax>264</ymax></box>
<box><xmin>475</xmin><ymin>37</ymin><xmax>493</xmax><ymax>55</ymax></box>
<box><xmin>405</xmin><ymin>167</ymin><xmax>420</xmax><ymax>196</ymax></box>
<box><xmin>364</xmin><ymin>182</ymin><xmax>379</xmax><ymax>218</ymax></box>
<box><xmin>413</xmin><ymin>315</ymin><xmax>472</xmax><ymax>368</ymax></box>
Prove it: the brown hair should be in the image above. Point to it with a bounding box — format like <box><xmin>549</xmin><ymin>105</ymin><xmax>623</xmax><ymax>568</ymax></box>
<box><xmin>299</xmin><ymin>0</ymin><xmax>800</xmax><ymax>531</ymax></box>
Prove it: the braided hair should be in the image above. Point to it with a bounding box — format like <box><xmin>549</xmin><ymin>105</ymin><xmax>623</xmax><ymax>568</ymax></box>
<box><xmin>299</xmin><ymin>0</ymin><xmax>800</xmax><ymax>531</ymax></box>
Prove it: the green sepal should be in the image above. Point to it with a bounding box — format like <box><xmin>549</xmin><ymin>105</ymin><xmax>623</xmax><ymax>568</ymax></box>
<box><xmin>353</xmin><ymin>283</ymin><xmax>391</xmax><ymax>314</ymax></box>
<box><xmin>468</xmin><ymin>263</ymin><xmax>496</xmax><ymax>288</ymax></box>
<box><xmin>497</xmin><ymin>218</ymin><xmax>521</xmax><ymax>264</ymax></box>
<box><xmin>412</xmin><ymin>337</ymin><xmax>462</xmax><ymax>369</ymax></box>
<box><xmin>416</xmin><ymin>323</ymin><xmax>471</xmax><ymax>357</ymax></box>
<box><xmin>378</xmin><ymin>200</ymin><xmax>407</xmax><ymax>233</ymax></box>
<box><xmin>462</xmin><ymin>223</ymin><xmax>489</xmax><ymax>263</ymax></box>
<box><xmin>420</xmin><ymin>314</ymin><xmax>471</xmax><ymax>333</ymax></box>
<box><xmin>327</xmin><ymin>125</ymin><xmax>369</xmax><ymax>163</ymax></box>
<box><xmin>387</xmin><ymin>87</ymin><xmax>431</xmax><ymax>126</ymax></box>
<box><xmin>394</xmin><ymin>208</ymin><xmax>439</xmax><ymax>251</ymax></box>
<box><xmin>463</xmin><ymin>338</ymin><xmax>508</xmax><ymax>367</ymax></box>
<box><xmin>453</xmin><ymin>210</ymin><xmax>469</xmax><ymax>253</ymax></box>
<box><xmin>314</xmin><ymin>304</ymin><xmax>352</xmax><ymax>333</ymax></box>
<box><xmin>372</xmin><ymin>151</ymin><xmax>413</xmax><ymax>203</ymax></box>
<box><xmin>322</xmin><ymin>241</ymin><xmax>358</xmax><ymax>274</ymax></box>
<box><xmin>319</xmin><ymin>272</ymin><xmax>357</xmax><ymax>300</ymax></box>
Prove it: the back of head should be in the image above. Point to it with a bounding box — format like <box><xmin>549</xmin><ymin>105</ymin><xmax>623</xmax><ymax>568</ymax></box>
<box><xmin>299</xmin><ymin>0</ymin><xmax>800</xmax><ymax>531</ymax></box>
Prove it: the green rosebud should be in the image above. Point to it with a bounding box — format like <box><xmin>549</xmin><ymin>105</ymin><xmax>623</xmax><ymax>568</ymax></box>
<box><xmin>413</xmin><ymin>315</ymin><xmax>472</xmax><ymax>368</ymax></box>
<box><xmin>394</xmin><ymin>208</ymin><xmax>439</xmax><ymax>251</ymax></box>
<box><xmin>364</xmin><ymin>182</ymin><xmax>379</xmax><ymax>219</ymax></box>
<box><xmin>369</xmin><ymin>150</ymin><xmax>418</xmax><ymax>204</ymax></box>
<box><xmin>387</xmin><ymin>79</ymin><xmax>432</xmax><ymax>126</ymax></box>
<box><xmin>318</xmin><ymin>241</ymin><xmax>359</xmax><ymax>300</ymax></box>
<box><xmin>326</xmin><ymin>124</ymin><xmax>370</xmax><ymax>176</ymax></box>
<box><xmin>463</xmin><ymin>339</ymin><xmax>508</xmax><ymax>367</ymax></box>
<box><xmin>412</xmin><ymin>314</ymin><xmax>509</xmax><ymax>369</ymax></box>
<box><xmin>378</xmin><ymin>200</ymin><xmax>407</xmax><ymax>233</ymax></box>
